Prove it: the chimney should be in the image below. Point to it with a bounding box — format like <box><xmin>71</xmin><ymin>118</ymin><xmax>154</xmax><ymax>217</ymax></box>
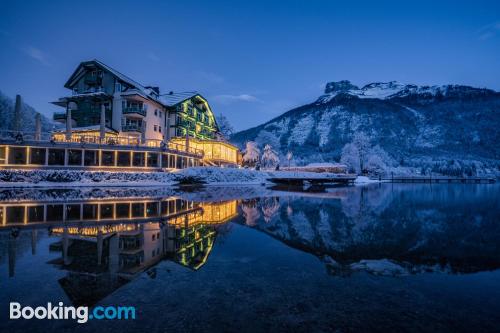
<box><xmin>14</xmin><ymin>94</ymin><xmax>22</xmax><ymax>133</ymax></box>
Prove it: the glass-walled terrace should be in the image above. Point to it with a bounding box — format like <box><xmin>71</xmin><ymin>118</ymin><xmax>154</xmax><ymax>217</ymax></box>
<box><xmin>0</xmin><ymin>144</ymin><xmax>201</xmax><ymax>170</ymax></box>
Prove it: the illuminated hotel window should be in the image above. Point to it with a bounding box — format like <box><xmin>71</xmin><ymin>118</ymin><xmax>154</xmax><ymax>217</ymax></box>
<box><xmin>9</xmin><ymin>147</ymin><xmax>27</xmax><ymax>164</ymax></box>
<box><xmin>117</xmin><ymin>151</ymin><xmax>131</xmax><ymax>167</ymax></box>
<box><xmin>6</xmin><ymin>206</ymin><xmax>24</xmax><ymax>224</ymax></box>
<box><xmin>131</xmin><ymin>203</ymin><xmax>144</xmax><ymax>217</ymax></box>
<box><xmin>101</xmin><ymin>151</ymin><xmax>115</xmax><ymax>166</ymax></box>
<box><xmin>146</xmin><ymin>202</ymin><xmax>159</xmax><ymax>217</ymax></box>
<box><xmin>46</xmin><ymin>205</ymin><xmax>63</xmax><ymax>221</ymax></box>
<box><xmin>133</xmin><ymin>152</ymin><xmax>145</xmax><ymax>167</ymax></box>
<box><xmin>68</xmin><ymin>149</ymin><xmax>82</xmax><ymax>166</ymax></box>
<box><xmin>100</xmin><ymin>204</ymin><xmax>114</xmax><ymax>219</ymax></box>
<box><xmin>48</xmin><ymin>149</ymin><xmax>65</xmax><ymax>165</ymax></box>
<box><xmin>147</xmin><ymin>153</ymin><xmax>159</xmax><ymax>168</ymax></box>
<box><xmin>30</xmin><ymin>148</ymin><xmax>46</xmax><ymax>165</ymax></box>
<box><xmin>66</xmin><ymin>204</ymin><xmax>81</xmax><ymax>220</ymax></box>
<box><xmin>28</xmin><ymin>206</ymin><xmax>44</xmax><ymax>222</ymax></box>
<box><xmin>82</xmin><ymin>204</ymin><xmax>98</xmax><ymax>220</ymax></box>
<box><xmin>116</xmin><ymin>203</ymin><xmax>130</xmax><ymax>218</ymax></box>
<box><xmin>84</xmin><ymin>150</ymin><xmax>99</xmax><ymax>166</ymax></box>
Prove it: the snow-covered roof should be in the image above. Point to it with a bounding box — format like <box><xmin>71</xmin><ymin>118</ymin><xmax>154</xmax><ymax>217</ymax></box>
<box><xmin>160</xmin><ymin>91</ymin><xmax>200</xmax><ymax>106</ymax></box>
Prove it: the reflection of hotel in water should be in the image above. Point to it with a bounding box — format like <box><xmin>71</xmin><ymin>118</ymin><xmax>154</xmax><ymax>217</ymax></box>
<box><xmin>0</xmin><ymin>197</ymin><xmax>238</xmax><ymax>305</ymax></box>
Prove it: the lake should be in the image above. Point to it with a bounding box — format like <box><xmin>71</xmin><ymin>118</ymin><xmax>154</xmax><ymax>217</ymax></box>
<box><xmin>0</xmin><ymin>183</ymin><xmax>499</xmax><ymax>332</ymax></box>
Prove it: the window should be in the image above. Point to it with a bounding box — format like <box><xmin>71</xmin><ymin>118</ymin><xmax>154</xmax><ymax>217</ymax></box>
<box><xmin>48</xmin><ymin>149</ymin><xmax>65</xmax><ymax>165</ymax></box>
<box><xmin>100</xmin><ymin>204</ymin><xmax>114</xmax><ymax>219</ymax></box>
<box><xmin>0</xmin><ymin>146</ymin><xmax>5</xmax><ymax>164</ymax></box>
<box><xmin>9</xmin><ymin>147</ymin><xmax>27</xmax><ymax>164</ymax></box>
<box><xmin>30</xmin><ymin>148</ymin><xmax>46</xmax><ymax>165</ymax></box>
<box><xmin>46</xmin><ymin>205</ymin><xmax>63</xmax><ymax>221</ymax></box>
<box><xmin>101</xmin><ymin>151</ymin><xmax>115</xmax><ymax>166</ymax></box>
<box><xmin>84</xmin><ymin>150</ymin><xmax>99</xmax><ymax>166</ymax></box>
<box><xmin>161</xmin><ymin>154</ymin><xmax>168</xmax><ymax>169</ymax></box>
<box><xmin>67</xmin><ymin>149</ymin><xmax>82</xmax><ymax>166</ymax></box>
<box><xmin>131</xmin><ymin>203</ymin><xmax>144</xmax><ymax>217</ymax></box>
<box><xmin>152</xmin><ymin>234</ymin><xmax>156</xmax><ymax>241</ymax></box>
<box><xmin>83</xmin><ymin>204</ymin><xmax>98</xmax><ymax>220</ymax></box>
<box><xmin>6</xmin><ymin>207</ymin><xmax>24</xmax><ymax>224</ymax></box>
<box><xmin>159</xmin><ymin>111</ymin><xmax>162</xmax><ymax>118</ymax></box>
<box><xmin>159</xmin><ymin>126</ymin><xmax>162</xmax><ymax>133</ymax></box>
<box><xmin>146</xmin><ymin>202</ymin><xmax>158</xmax><ymax>217</ymax></box>
<box><xmin>154</xmin><ymin>109</ymin><xmax>158</xmax><ymax>116</ymax></box>
<box><xmin>117</xmin><ymin>151</ymin><xmax>131</xmax><ymax>167</ymax></box>
<box><xmin>132</xmin><ymin>152</ymin><xmax>145</xmax><ymax>167</ymax></box>
<box><xmin>116</xmin><ymin>203</ymin><xmax>130</xmax><ymax>218</ymax></box>
<box><xmin>154</xmin><ymin>125</ymin><xmax>158</xmax><ymax>132</ymax></box>
<box><xmin>147</xmin><ymin>153</ymin><xmax>159</xmax><ymax>168</ymax></box>
<box><xmin>28</xmin><ymin>206</ymin><xmax>44</xmax><ymax>223</ymax></box>
<box><xmin>66</xmin><ymin>204</ymin><xmax>81</xmax><ymax>220</ymax></box>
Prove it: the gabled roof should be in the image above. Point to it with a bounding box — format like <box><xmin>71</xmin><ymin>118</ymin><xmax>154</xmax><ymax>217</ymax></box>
<box><xmin>64</xmin><ymin>59</ymin><xmax>149</xmax><ymax>95</ymax></box>
<box><xmin>160</xmin><ymin>91</ymin><xmax>201</xmax><ymax>106</ymax></box>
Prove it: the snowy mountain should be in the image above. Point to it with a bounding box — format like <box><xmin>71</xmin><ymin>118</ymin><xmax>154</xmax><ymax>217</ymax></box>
<box><xmin>0</xmin><ymin>90</ymin><xmax>54</xmax><ymax>133</ymax></box>
<box><xmin>231</xmin><ymin>81</ymin><xmax>500</xmax><ymax>176</ymax></box>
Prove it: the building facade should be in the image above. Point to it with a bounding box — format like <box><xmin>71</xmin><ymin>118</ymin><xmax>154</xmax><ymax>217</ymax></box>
<box><xmin>50</xmin><ymin>59</ymin><xmax>239</xmax><ymax>165</ymax></box>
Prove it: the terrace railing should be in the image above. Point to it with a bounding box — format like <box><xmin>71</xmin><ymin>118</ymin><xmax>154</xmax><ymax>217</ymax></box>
<box><xmin>0</xmin><ymin>130</ymin><xmax>204</xmax><ymax>157</ymax></box>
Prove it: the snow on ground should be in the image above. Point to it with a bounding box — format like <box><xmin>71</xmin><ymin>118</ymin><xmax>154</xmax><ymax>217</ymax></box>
<box><xmin>0</xmin><ymin>167</ymin><xmax>350</xmax><ymax>188</ymax></box>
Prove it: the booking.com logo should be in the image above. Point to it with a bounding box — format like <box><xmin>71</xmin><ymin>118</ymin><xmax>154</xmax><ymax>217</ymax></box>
<box><xmin>10</xmin><ymin>302</ymin><xmax>136</xmax><ymax>323</ymax></box>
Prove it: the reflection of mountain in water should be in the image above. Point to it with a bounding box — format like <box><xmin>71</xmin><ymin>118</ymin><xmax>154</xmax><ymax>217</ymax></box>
<box><xmin>239</xmin><ymin>184</ymin><xmax>500</xmax><ymax>274</ymax></box>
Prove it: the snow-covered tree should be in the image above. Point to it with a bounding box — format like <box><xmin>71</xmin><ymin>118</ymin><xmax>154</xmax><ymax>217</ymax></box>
<box><xmin>261</xmin><ymin>144</ymin><xmax>280</xmax><ymax>168</ymax></box>
<box><xmin>242</xmin><ymin>141</ymin><xmax>260</xmax><ymax>167</ymax></box>
<box><xmin>340</xmin><ymin>143</ymin><xmax>361</xmax><ymax>174</ymax></box>
<box><xmin>216</xmin><ymin>113</ymin><xmax>234</xmax><ymax>139</ymax></box>
<box><xmin>352</xmin><ymin>132</ymin><xmax>371</xmax><ymax>171</ymax></box>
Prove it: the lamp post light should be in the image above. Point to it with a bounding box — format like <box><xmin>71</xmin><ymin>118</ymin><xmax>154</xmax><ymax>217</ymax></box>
<box><xmin>286</xmin><ymin>151</ymin><xmax>293</xmax><ymax>169</ymax></box>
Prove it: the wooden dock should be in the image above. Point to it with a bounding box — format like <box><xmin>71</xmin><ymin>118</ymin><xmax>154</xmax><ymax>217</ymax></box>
<box><xmin>268</xmin><ymin>175</ymin><xmax>356</xmax><ymax>185</ymax></box>
<box><xmin>377</xmin><ymin>176</ymin><xmax>496</xmax><ymax>184</ymax></box>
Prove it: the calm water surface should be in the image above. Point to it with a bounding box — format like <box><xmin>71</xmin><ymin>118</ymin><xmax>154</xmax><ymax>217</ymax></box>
<box><xmin>0</xmin><ymin>183</ymin><xmax>499</xmax><ymax>333</ymax></box>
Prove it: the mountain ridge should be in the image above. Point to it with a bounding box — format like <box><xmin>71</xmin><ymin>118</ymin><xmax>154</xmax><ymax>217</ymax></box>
<box><xmin>231</xmin><ymin>81</ymin><xmax>500</xmax><ymax>175</ymax></box>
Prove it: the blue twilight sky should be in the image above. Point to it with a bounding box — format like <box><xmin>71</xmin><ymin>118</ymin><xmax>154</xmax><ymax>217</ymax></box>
<box><xmin>0</xmin><ymin>0</ymin><xmax>499</xmax><ymax>131</ymax></box>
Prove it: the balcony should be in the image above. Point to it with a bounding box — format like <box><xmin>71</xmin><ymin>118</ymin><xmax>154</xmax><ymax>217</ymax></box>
<box><xmin>122</xmin><ymin>124</ymin><xmax>142</xmax><ymax>133</ymax></box>
<box><xmin>84</xmin><ymin>76</ymin><xmax>102</xmax><ymax>85</ymax></box>
<box><xmin>123</xmin><ymin>107</ymin><xmax>147</xmax><ymax>117</ymax></box>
